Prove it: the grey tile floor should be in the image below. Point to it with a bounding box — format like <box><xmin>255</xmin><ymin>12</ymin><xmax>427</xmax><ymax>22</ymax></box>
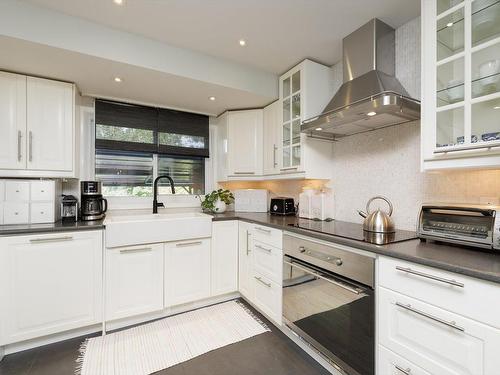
<box><xmin>0</xmin><ymin>301</ymin><xmax>330</xmax><ymax>375</ymax></box>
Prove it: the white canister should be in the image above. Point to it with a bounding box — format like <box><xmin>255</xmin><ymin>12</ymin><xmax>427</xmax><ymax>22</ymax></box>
<box><xmin>311</xmin><ymin>190</ymin><xmax>335</xmax><ymax>221</ymax></box>
<box><xmin>298</xmin><ymin>188</ymin><xmax>314</xmax><ymax>219</ymax></box>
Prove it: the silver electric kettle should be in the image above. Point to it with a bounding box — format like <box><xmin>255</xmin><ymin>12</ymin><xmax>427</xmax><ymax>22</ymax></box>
<box><xmin>358</xmin><ymin>196</ymin><xmax>395</xmax><ymax>233</ymax></box>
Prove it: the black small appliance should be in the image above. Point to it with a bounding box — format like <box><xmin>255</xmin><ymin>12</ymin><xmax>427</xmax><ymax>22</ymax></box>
<box><xmin>270</xmin><ymin>197</ymin><xmax>295</xmax><ymax>216</ymax></box>
<box><xmin>81</xmin><ymin>181</ymin><xmax>107</xmax><ymax>221</ymax></box>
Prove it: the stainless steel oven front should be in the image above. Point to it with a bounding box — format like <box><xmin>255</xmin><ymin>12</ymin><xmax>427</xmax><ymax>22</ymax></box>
<box><xmin>282</xmin><ymin>234</ymin><xmax>375</xmax><ymax>375</ymax></box>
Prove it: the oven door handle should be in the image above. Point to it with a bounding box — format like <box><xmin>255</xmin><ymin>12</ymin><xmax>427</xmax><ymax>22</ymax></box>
<box><xmin>284</xmin><ymin>260</ymin><xmax>364</xmax><ymax>295</ymax></box>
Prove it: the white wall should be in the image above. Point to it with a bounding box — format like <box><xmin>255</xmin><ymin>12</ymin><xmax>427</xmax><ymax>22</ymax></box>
<box><xmin>330</xmin><ymin>18</ymin><xmax>500</xmax><ymax>230</ymax></box>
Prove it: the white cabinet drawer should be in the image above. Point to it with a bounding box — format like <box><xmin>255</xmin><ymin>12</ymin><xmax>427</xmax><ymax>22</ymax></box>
<box><xmin>252</xmin><ymin>270</ymin><xmax>282</xmax><ymax>326</ymax></box>
<box><xmin>5</xmin><ymin>180</ymin><xmax>30</xmax><ymax>201</ymax></box>
<box><xmin>252</xmin><ymin>240</ymin><xmax>282</xmax><ymax>284</ymax></box>
<box><xmin>30</xmin><ymin>181</ymin><xmax>54</xmax><ymax>201</ymax></box>
<box><xmin>378</xmin><ymin>287</ymin><xmax>500</xmax><ymax>375</ymax></box>
<box><xmin>106</xmin><ymin>243</ymin><xmax>164</xmax><ymax>321</ymax></box>
<box><xmin>378</xmin><ymin>345</ymin><xmax>431</xmax><ymax>375</ymax></box>
<box><xmin>3</xmin><ymin>202</ymin><xmax>29</xmax><ymax>224</ymax></box>
<box><xmin>252</xmin><ymin>224</ymin><xmax>282</xmax><ymax>249</ymax></box>
<box><xmin>30</xmin><ymin>202</ymin><xmax>55</xmax><ymax>223</ymax></box>
<box><xmin>378</xmin><ymin>256</ymin><xmax>500</xmax><ymax>329</ymax></box>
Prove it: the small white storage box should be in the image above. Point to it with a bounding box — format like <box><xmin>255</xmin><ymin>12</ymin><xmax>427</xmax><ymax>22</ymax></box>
<box><xmin>234</xmin><ymin>189</ymin><xmax>269</xmax><ymax>212</ymax></box>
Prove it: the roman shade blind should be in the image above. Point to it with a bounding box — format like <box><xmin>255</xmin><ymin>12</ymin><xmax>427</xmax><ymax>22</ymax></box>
<box><xmin>95</xmin><ymin>99</ymin><xmax>209</xmax><ymax>157</ymax></box>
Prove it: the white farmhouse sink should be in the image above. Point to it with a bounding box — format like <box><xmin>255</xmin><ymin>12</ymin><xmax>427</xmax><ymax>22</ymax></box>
<box><xmin>104</xmin><ymin>211</ymin><xmax>212</xmax><ymax>248</ymax></box>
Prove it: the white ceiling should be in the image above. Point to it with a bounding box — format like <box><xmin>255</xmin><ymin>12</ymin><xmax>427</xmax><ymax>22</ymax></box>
<box><xmin>0</xmin><ymin>36</ymin><xmax>271</xmax><ymax>115</ymax></box>
<box><xmin>21</xmin><ymin>0</ymin><xmax>420</xmax><ymax>74</ymax></box>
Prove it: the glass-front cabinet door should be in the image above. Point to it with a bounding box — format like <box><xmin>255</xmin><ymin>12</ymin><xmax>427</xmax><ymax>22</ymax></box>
<box><xmin>434</xmin><ymin>0</ymin><xmax>500</xmax><ymax>154</ymax></box>
<box><xmin>280</xmin><ymin>69</ymin><xmax>301</xmax><ymax>170</ymax></box>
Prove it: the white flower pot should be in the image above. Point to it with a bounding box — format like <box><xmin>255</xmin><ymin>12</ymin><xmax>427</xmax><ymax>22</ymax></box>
<box><xmin>214</xmin><ymin>199</ymin><xmax>227</xmax><ymax>213</ymax></box>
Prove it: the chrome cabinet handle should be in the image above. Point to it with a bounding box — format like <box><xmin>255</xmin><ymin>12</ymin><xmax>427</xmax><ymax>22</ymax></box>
<box><xmin>30</xmin><ymin>236</ymin><xmax>73</xmax><ymax>244</ymax></box>
<box><xmin>17</xmin><ymin>130</ymin><xmax>22</xmax><ymax>162</ymax></box>
<box><xmin>395</xmin><ymin>302</ymin><xmax>465</xmax><ymax>332</ymax></box>
<box><xmin>434</xmin><ymin>142</ymin><xmax>500</xmax><ymax>154</ymax></box>
<box><xmin>28</xmin><ymin>131</ymin><xmax>33</xmax><ymax>162</ymax></box>
<box><xmin>280</xmin><ymin>166</ymin><xmax>298</xmax><ymax>171</ymax></box>
<box><xmin>284</xmin><ymin>260</ymin><xmax>362</xmax><ymax>295</ymax></box>
<box><xmin>396</xmin><ymin>266</ymin><xmax>464</xmax><ymax>288</ymax></box>
<box><xmin>119</xmin><ymin>247</ymin><xmax>152</xmax><ymax>254</ymax></box>
<box><xmin>255</xmin><ymin>226</ymin><xmax>271</xmax><ymax>233</ymax></box>
<box><xmin>273</xmin><ymin>144</ymin><xmax>278</xmax><ymax>167</ymax></box>
<box><xmin>246</xmin><ymin>230</ymin><xmax>251</xmax><ymax>255</ymax></box>
<box><xmin>254</xmin><ymin>276</ymin><xmax>271</xmax><ymax>288</ymax></box>
<box><xmin>255</xmin><ymin>244</ymin><xmax>272</xmax><ymax>253</ymax></box>
<box><xmin>233</xmin><ymin>171</ymin><xmax>255</xmax><ymax>175</ymax></box>
<box><xmin>393</xmin><ymin>364</ymin><xmax>412</xmax><ymax>374</ymax></box>
<box><xmin>176</xmin><ymin>241</ymin><xmax>202</xmax><ymax>247</ymax></box>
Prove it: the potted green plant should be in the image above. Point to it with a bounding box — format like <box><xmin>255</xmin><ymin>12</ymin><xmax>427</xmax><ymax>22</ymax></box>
<box><xmin>198</xmin><ymin>189</ymin><xmax>234</xmax><ymax>213</ymax></box>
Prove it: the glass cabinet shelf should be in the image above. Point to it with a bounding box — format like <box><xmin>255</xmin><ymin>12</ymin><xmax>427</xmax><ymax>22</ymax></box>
<box><xmin>472</xmin><ymin>0</ymin><xmax>500</xmax><ymax>46</ymax></box>
<box><xmin>437</xmin><ymin>7</ymin><xmax>465</xmax><ymax>59</ymax></box>
<box><xmin>437</xmin><ymin>0</ymin><xmax>464</xmax><ymax>15</ymax></box>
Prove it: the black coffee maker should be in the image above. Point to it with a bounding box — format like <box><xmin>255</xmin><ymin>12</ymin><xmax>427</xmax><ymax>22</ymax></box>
<box><xmin>81</xmin><ymin>181</ymin><xmax>107</xmax><ymax>221</ymax></box>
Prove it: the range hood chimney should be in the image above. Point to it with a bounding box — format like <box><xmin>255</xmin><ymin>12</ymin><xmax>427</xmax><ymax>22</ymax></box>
<box><xmin>302</xmin><ymin>18</ymin><xmax>420</xmax><ymax>139</ymax></box>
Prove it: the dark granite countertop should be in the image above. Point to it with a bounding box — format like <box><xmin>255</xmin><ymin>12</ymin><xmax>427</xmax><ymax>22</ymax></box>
<box><xmin>212</xmin><ymin>212</ymin><xmax>500</xmax><ymax>284</ymax></box>
<box><xmin>0</xmin><ymin>219</ymin><xmax>105</xmax><ymax>236</ymax></box>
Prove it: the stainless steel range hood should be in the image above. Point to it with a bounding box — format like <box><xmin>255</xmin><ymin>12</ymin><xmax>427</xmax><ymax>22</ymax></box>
<box><xmin>302</xmin><ymin>18</ymin><xmax>420</xmax><ymax>139</ymax></box>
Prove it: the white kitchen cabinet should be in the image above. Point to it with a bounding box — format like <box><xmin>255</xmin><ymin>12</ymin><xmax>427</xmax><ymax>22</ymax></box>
<box><xmin>3</xmin><ymin>202</ymin><xmax>29</xmax><ymax>225</ymax></box>
<box><xmin>238</xmin><ymin>221</ymin><xmax>254</xmax><ymax>300</ymax></box>
<box><xmin>27</xmin><ymin>77</ymin><xmax>74</xmax><ymax>172</ymax></box>
<box><xmin>0</xmin><ymin>231</ymin><xmax>102</xmax><ymax>345</ymax></box>
<box><xmin>378</xmin><ymin>286</ymin><xmax>500</xmax><ymax>375</ymax></box>
<box><xmin>278</xmin><ymin>59</ymin><xmax>334</xmax><ymax>179</ymax></box>
<box><xmin>0</xmin><ymin>72</ymin><xmax>26</xmax><ymax>170</ymax></box>
<box><xmin>378</xmin><ymin>345</ymin><xmax>431</xmax><ymax>375</ymax></box>
<box><xmin>211</xmin><ymin>221</ymin><xmax>238</xmax><ymax>296</ymax></box>
<box><xmin>226</xmin><ymin>109</ymin><xmax>264</xmax><ymax>177</ymax></box>
<box><xmin>164</xmin><ymin>238</ymin><xmax>211</xmax><ymax>306</ymax></box>
<box><xmin>263</xmin><ymin>101</ymin><xmax>281</xmax><ymax>175</ymax></box>
<box><xmin>252</xmin><ymin>240</ymin><xmax>282</xmax><ymax>285</ymax></box>
<box><xmin>421</xmin><ymin>0</ymin><xmax>500</xmax><ymax>169</ymax></box>
<box><xmin>106</xmin><ymin>243</ymin><xmax>164</xmax><ymax>321</ymax></box>
<box><xmin>252</xmin><ymin>270</ymin><xmax>282</xmax><ymax>326</ymax></box>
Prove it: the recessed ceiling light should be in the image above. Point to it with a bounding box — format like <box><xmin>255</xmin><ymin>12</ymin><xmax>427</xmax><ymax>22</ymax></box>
<box><xmin>114</xmin><ymin>0</ymin><xmax>123</xmax><ymax>4</ymax></box>
<box><xmin>367</xmin><ymin>111</ymin><xmax>377</xmax><ymax>116</ymax></box>
<box><xmin>114</xmin><ymin>77</ymin><xmax>122</xmax><ymax>83</ymax></box>
<box><xmin>315</xmin><ymin>127</ymin><xmax>323</xmax><ymax>131</ymax></box>
<box><xmin>446</xmin><ymin>22</ymin><xmax>454</xmax><ymax>27</ymax></box>
<box><xmin>209</xmin><ymin>96</ymin><xmax>216</xmax><ymax>101</ymax></box>
<box><xmin>494</xmin><ymin>106</ymin><xmax>500</xmax><ymax>110</ymax></box>
<box><xmin>239</xmin><ymin>39</ymin><xmax>246</xmax><ymax>47</ymax></box>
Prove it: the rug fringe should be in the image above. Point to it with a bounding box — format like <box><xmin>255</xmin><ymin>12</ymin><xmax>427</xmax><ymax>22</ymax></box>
<box><xmin>74</xmin><ymin>338</ymin><xmax>89</xmax><ymax>375</ymax></box>
<box><xmin>234</xmin><ymin>299</ymin><xmax>271</xmax><ymax>332</ymax></box>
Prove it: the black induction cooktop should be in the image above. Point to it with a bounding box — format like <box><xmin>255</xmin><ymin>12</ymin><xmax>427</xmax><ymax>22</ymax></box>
<box><xmin>288</xmin><ymin>218</ymin><xmax>417</xmax><ymax>245</ymax></box>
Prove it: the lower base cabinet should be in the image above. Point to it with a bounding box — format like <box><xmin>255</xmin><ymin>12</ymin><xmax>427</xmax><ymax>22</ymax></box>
<box><xmin>238</xmin><ymin>221</ymin><xmax>254</xmax><ymax>300</ymax></box>
<box><xmin>378</xmin><ymin>345</ymin><xmax>430</xmax><ymax>375</ymax></box>
<box><xmin>164</xmin><ymin>238</ymin><xmax>211</xmax><ymax>307</ymax></box>
<box><xmin>211</xmin><ymin>221</ymin><xmax>238</xmax><ymax>296</ymax></box>
<box><xmin>252</xmin><ymin>270</ymin><xmax>282</xmax><ymax>325</ymax></box>
<box><xmin>106</xmin><ymin>243</ymin><xmax>164</xmax><ymax>321</ymax></box>
<box><xmin>378</xmin><ymin>287</ymin><xmax>500</xmax><ymax>375</ymax></box>
<box><xmin>0</xmin><ymin>231</ymin><xmax>103</xmax><ymax>345</ymax></box>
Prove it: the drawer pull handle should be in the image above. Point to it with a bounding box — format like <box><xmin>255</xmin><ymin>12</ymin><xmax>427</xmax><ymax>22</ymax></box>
<box><xmin>233</xmin><ymin>172</ymin><xmax>255</xmax><ymax>175</ymax></box>
<box><xmin>119</xmin><ymin>247</ymin><xmax>152</xmax><ymax>254</ymax></box>
<box><xmin>254</xmin><ymin>276</ymin><xmax>271</xmax><ymax>288</ymax></box>
<box><xmin>17</xmin><ymin>130</ymin><xmax>22</xmax><ymax>162</ymax></box>
<box><xmin>394</xmin><ymin>363</ymin><xmax>412</xmax><ymax>374</ymax></box>
<box><xmin>255</xmin><ymin>226</ymin><xmax>271</xmax><ymax>234</ymax></box>
<box><xmin>396</xmin><ymin>266</ymin><xmax>464</xmax><ymax>288</ymax></box>
<box><xmin>255</xmin><ymin>244</ymin><xmax>272</xmax><ymax>253</ymax></box>
<box><xmin>175</xmin><ymin>241</ymin><xmax>202</xmax><ymax>247</ymax></box>
<box><xmin>30</xmin><ymin>236</ymin><xmax>73</xmax><ymax>244</ymax></box>
<box><xmin>246</xmin><ymin>230</ymin><xmax>251</xmax><ymax>255</ymax></box>
<box><xmin>395</xmin><ymin>302</ymin><xmax>465</xmax><ymax>332</ymax></box>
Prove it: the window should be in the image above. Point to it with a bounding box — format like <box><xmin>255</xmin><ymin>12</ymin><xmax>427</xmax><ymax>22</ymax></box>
<box><xmin>94</xmin><ymin>100</ymin><xmax>209</xmax><ymax>197</ymax></box>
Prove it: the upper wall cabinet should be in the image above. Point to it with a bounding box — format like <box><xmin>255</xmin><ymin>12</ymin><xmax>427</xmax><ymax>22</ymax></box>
<box><xmin>225</xmin><ymin>109</ymin><xmax>264</xmax><ymax>178</ymax></box>
<box><xmin>0</xmin><ymin>72</ymin><xmax>77</xmax><ymax>178</ymax></box>
<box><xmin>279</xmin><ymin>60</ymin><xmax>334</xmax><ymax>179</ymax></box>
<box><xmin>422</xmin><ymin>0</ymin><xmax>500</xmax><ymax>170</ymax></box>
<box><xmin>263</xmin><ymin>101</ymin><xmax>281</xmax><ymax>175</ymax></box>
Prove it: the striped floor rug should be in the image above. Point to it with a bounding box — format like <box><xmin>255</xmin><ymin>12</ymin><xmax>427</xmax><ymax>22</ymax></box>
<box><xmin>76</xmin><ymin>300</ymin><xmax>269</xmax><ymax>375</ymax></box>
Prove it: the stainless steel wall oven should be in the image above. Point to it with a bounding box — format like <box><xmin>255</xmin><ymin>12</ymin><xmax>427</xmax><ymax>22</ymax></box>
<box><xmin>282</xmin><ymin>234</ymin><xmax>375</xmax><ymax>375</ymax></box>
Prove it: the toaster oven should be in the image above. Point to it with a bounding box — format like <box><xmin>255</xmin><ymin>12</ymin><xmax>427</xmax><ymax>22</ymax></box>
<box><xmin>417</xmin><ymin>204</ymin><xmax>500</xmax><ymax>250</ymax></box>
